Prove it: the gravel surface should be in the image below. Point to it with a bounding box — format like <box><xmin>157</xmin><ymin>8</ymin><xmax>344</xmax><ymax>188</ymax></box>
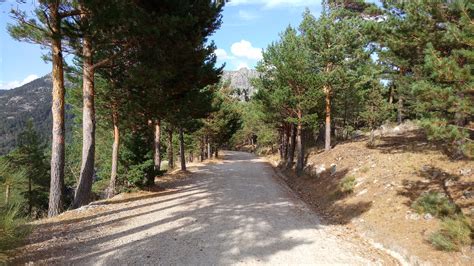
<box><xmin>15</xmin><ymin>151</ymin><xmax>391</xmax><ymax>265</ymax></box>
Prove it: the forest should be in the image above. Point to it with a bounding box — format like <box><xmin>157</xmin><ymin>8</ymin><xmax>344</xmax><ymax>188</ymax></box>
<box><xmin>0</xmin><ymin>0</ymin><xmax>472</xmax><ymax>262</ymax></box>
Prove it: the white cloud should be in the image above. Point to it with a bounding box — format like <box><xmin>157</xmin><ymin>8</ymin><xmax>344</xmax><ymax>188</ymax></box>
<box><xmin>214</xmin><ymin>48</ymin><xmax>235</xmax><ymax>61</ymax></box>
<box><xmin>238</xmin><ymin>10</ymin><xmax>259</xmax><ymax>21</ymax></box>
<box><xmin>229</xmin><ymin>0</ymin><xmax>320</xmax><ymax>8</ymax></box>
<box><xmin>231</xmin><ymin>40</ymin><xmax>263</xmax><ymax>60</ymax></box>
<box><xmin>0</xmin><ymin>74</ymin><xmax>39</xmax><ymax>90</ymax></box>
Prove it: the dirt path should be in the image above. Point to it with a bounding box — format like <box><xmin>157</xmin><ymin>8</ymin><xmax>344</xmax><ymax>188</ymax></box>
<box><xmin>14</xmin><ymin>151</ymin><xmax>394</xmax><ymax>265</ymax></box>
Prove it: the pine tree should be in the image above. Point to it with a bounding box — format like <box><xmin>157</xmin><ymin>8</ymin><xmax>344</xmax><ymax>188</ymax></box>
<box><xmin>8</xmin><ymin>1</ymin><xmax>79</xmax><ymax>216</ymax></box>
<box><xmin>410</xmin><ymin>0</ymin><xmax>473</xmax><ymax>157</ymax></box>
<box><xmin>6</xmin><ymin>121</ymin><xmax>49</xmax><ymax>217</ymax></box>
<box><xmin>301</xmin><ymin>3</ymin><xmax>370</xmax><ymax>151</ymax></box>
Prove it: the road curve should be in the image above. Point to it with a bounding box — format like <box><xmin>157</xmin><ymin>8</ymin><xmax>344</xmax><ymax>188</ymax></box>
<box><xmin>16</xmin><ymin>151</ymin><xmax>386</xmax><ymax>265</ymax></box>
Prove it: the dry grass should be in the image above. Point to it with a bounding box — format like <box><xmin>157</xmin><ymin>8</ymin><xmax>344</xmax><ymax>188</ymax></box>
<box><xmin>270</xmin><ymin>130</ymin><xmax>474</xmax><ymax>264</ymax></box>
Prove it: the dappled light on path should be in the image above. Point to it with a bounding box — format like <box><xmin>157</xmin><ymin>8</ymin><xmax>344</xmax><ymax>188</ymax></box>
<box><xmin>15</xmin><ymin>151</ymin><xmax>377</xmax><ymax>265</ymax></box>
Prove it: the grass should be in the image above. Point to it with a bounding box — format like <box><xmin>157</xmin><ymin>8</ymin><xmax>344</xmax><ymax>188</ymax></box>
<box><xmin>411</xmin><ymin>191</ymin><xmax>458</xmax><ymax>218</ymax></box>
<box><xmin>360</xmin><ymin>166</ymin><xmax>369</xmax><ymax>174</ymax></box>
<box><xmin>339</xmin><ymin>175</ymin><xmax>356</xmax><ymax>194</ymax></box>
<box><xmin>412</xmin><ymin>191</ymin><xmax>472</xmax><ymax>251</ymax></box>
<box><xmin>430</xmin><ymin>216</ymin><xmax>472</xmax><ymax>251</ymax></box>
<box><xmin>0</xmin><ymin>205</ymin><xmax>32</xmax><ymax>262</ymax></box>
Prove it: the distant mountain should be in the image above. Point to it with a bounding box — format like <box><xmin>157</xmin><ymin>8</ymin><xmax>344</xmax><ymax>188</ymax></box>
<box><xmin>221</xmin><ymin>68</ymin><xmax>259</xmax><ymax>101</ymax></box>
<box><xmin>0</xmin><ymin>69</ymin><xmax>259</xmax><ymax>155</ymax></box>
<box><xmin>0</xmin><ymin>74</ymin><xmax>74</xmax><ymax>155</ymax></box>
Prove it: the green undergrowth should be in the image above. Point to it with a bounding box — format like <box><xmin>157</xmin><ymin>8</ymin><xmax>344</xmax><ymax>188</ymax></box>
<box><xmin>339</xmin><ymin>175</ymin><xmax>356</xmax><ymax>194</ymax></box>
<box><xmin>0</xmin><ymin>204</ymin><xmax>32</xmax><ymax>263</ymax></box>
<box><xmin>412</xmin><ymin>191</ymin><xmax>472</xmax><ymax>251</ymax></box>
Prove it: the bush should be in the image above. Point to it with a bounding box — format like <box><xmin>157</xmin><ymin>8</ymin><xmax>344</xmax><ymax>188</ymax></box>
<box><xmin>0</xmin><ymin>205</ymin><xmax>31</xmax><ymax>262</ymax></box>
<box><xmin>411</xmin><ymin>191</ymin><xmax>458</xmax><ymax>218</ymax></box>
<box><xmin>430</xmin><ymin>216</ymin><xmax>472</xmax><ymax>251</ymax></box>
<box><xmin>125</xmin><ymin>160</ymin><xmax>155</xmax><ymax>188</ymax></box>
<box><xmin>339</xmin><ymin>176</ymin><xmax>356</xmax><ymax>194</ymax></box>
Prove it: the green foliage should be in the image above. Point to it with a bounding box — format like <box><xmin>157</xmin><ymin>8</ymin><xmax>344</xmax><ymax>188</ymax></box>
<box><xmin>125</xmin><ymin>160</ymin><xmax>155</xmax><ymax>188</ymax></box>
<box><xmin>380</xmin><ymin>0</ymin><xmax>474</xmax><ymax>157</ymax></box>
<box><xmin>0</xmin><ymin>204</ymin><xmax>32</xmax><ymax>262</ymax></box>
<box><xmin>339</xmin><ymin>176</ymin><xmax>356</xmax><ymax>194</ymax></box>
<box><xmin>411</xmin><ymin>191</ymin><xmax>458</xmax><ymax>218</ymax></box>
<box><xmin>430</xmin><ymin>216</ymin><xmax>472</xmax><ymax>251</ymax></box>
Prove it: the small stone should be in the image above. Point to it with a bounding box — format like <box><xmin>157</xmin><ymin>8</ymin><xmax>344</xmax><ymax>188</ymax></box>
<box><xmin>330</xmin><ymin>164</ymin><xmax>337</xmax><ymax>176</ymax></box>
<box><xmin>406</xmin><ymin>213</ymin><xmax>420</xmax><ymax>220</ymax></box>
<box><xmin>424</xmin><ymin>213</ymin><xmax>433</xmax><ymax>220</ymax></box>
<box><xmin>460</xmin><ymin>168</ymin><xmax>472</xmax><ymax>176</ymax></box>
<box><xmin>357</xmin><ymin>189</ymin><xmax>368</xmax><ymax>196</ymax></box>
<box><xmin>314</xmin><ymin>164</ymin><xmax>326</xmax><ymax>177</ymax></box>
<box><xmin>463</xmin><ymin>190</ymin><xmax>473</xmax><ymax>199</ymax></box>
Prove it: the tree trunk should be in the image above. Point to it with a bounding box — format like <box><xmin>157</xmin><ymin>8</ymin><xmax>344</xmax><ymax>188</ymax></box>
<box><xmin>215</xmin><ymin>149</ymin><xmax>218</xmax><ymax>158</ymax></box>
<box><xmin>154</xmin><ymin>119</ymin><xmax>161</xmax><ymax>172</ymax></box>
<box><xmin>107</xmin><ymin>112</ymin><xmax>119</xmax><ymax>199</ymax></box>
<box><xmin>207</xmin><ymin>137</ymin><xmax>211</xmax><ymax>160</ymax></box>
<box><xmin>5</xmin><ymin>184</ymin><xmax>10</xmax><ymax>205</ymax></box>
<box><xmin>286</xmin><ymin>123</ymin><xmax>296</xmax><ymax>169</ymax></box>
<box><xmin>397</xmin><ymin>97</ymin><xmax>403</xmax><ymax>125</ymax></box>
<box><xmin>282</xmin><ymin>124</ymin><xmax>290</xmax><ymax>162</ymax></box>
<box><xmin>388</xmin><ymin>85</ymin><xmax>394</xmax><ymax>104</ymax></box>
<box><xmin>28</xmin><ymin>176</ymin><xmax>32</xmax><ymax>216</ymax></box>
<box><xmin>179</xmin><ymin>128</ymin><xmax>186</xmax><ymax>171</ymax></box>
<box><xmin>168</xmin><ymin>129</ymin><xmax>174</xmax><ymax>169</ymax></box>
<box><xmin>200</xmin><ymin>137</ymin><xmax>205</xmax><ymax>162</ymax></box>
<box><xmin>48</xmin><ymin>5</ymin><xmax>65</xmax><ymax>217</ymax></box>
<box><xmin>73</xmin><ymin>33</ymin><xmax>95</xmax><ymax>209</ymax></box>
<box><xmin>324</xmin><ymin>86</ymin><xmax>331</xmax><ymax>151</ymax></box>
<box><xmin>296</xmin><ymin>111</ymin><xmax>304</xmax><ymax>176</ymax></box>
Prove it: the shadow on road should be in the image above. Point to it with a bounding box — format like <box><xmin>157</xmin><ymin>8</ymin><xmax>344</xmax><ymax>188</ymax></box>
<box><xmin>15</xmin><ymin>151</ymin><xmax>326</xmax><ymax>265</ymax></box>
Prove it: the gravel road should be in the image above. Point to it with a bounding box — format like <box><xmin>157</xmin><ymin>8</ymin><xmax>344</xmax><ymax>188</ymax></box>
<box><xmin>16</xmin><ymin>151</ymin><xmax>391</xmax><ymax>265</ymax></box>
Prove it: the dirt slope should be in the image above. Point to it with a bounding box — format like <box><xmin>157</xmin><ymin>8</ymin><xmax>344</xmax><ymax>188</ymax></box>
<box><xmin>267</xmin><ymin>129</ymin><xmax>473</xmax><ymax>265</ymax></box>
<box><xmin>12</xmin><ymin>152</ymin><xmax>394</xmax><ymax>265</ymax></box>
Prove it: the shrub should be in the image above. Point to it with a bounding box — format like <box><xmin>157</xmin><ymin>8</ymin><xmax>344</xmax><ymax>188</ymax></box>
<box><xmin>125</xmin><ymin>160</ymin><xmax>155</xmax><ymax>188</ymax></box>
<box><xmin>339</xmin><ymin>176</ymin><xmax>356</xmax><ymax>194</ymax></box>
<box><xmin>0</xmin><ymin>205</ymin><xmax>31</xmax><ymax>262</ymax></box>
<box><xmin>430</xmin><ymin>216</ymin><xmax>472</xmax><ymax>251</ymax></box>
<box><xmin>411</xmin><ymin>191</ymin><xmax>458</xmax><ymax>218</ymax></box>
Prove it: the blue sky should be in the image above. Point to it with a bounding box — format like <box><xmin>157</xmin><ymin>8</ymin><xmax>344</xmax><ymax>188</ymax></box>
<box><xmin>0</xmin><ymin>0</ymin><xmax>323</xmax><ymax>90</ymax></box>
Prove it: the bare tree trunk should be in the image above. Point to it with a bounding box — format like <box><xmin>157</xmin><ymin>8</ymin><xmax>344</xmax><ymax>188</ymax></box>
<box><xmin>48</xmin><ymin>5</ymin><xmax>65</xmax><ymax>217</ymax></box>
<box><xmin>179</xmin><ymin>128</ymin><xmax>186</xmax><ymax>171</ymax></box>
<box><xmin>28</xmin><ymin>176</ymin><xmax>32</xmax><ymax>216</ymax></box>
<box><xmin>73</xmin><ymin>33</ymin><xmax>95</xmax><ymax>209</ymax></box>
<box><xmin>282</xmin><ymin>124</ymin><xmax>290</xmax><ymax>162</ymax></box>
<box><xmin>296</xmin><ymin>111</ymin><xmax>304</xmax><ymax>176</ymax></box>
<box><xmin>215</xmin><ymin>149</ymin><xmax>218</xmax><ymax>158</ymax></box>
<box><xmin>200</xmin><ymin>137</ymin><xmax>205</xmax><ymax>162</ymax></box>
<box><xmin>324</xmin><ymin>86</ymin><xmax>331</xmax><ymax>151</ymax></box>
<box><xmin>107</xmin><ymin>112</ymin><xmax>119</xmax><ymax>199</ymax></box>
<box><xmin>168</xmin><ymin>129</ymin><xmax>174</xmax><ymax>169</ymax></box>
<box><xmin>397</xmin><ymin>97</ymin><xmax>403</xmax><ymax>125</ymax></box>
<box><xmin>154</xmin><ymin>119</ymin><xmax>161</xmax><ymax>172</ymax></box>
<box><xmin>207</xmin><ymin>137</ymin><xmax>211</xmax><ymax>160</ymax></box>
<box><xmin>388</xmin><ymin>85</ymin><xmax>394</xmax><ymax>104</ymax></box>
<box><xmin>286</xmin><ymin>123</ymin><xmax>296</xmax><ymax>169</ymax></box>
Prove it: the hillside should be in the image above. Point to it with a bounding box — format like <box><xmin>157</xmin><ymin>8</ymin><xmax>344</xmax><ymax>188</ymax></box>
<box><xmin>0</xmin><ymin>74</ymin><xmax>55</xmax><ymax>155</ymax></box>
<box><xmin>265</xmin><ymin>124</ymin><xmax>474</xmax><ymax>265</ymax></box>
